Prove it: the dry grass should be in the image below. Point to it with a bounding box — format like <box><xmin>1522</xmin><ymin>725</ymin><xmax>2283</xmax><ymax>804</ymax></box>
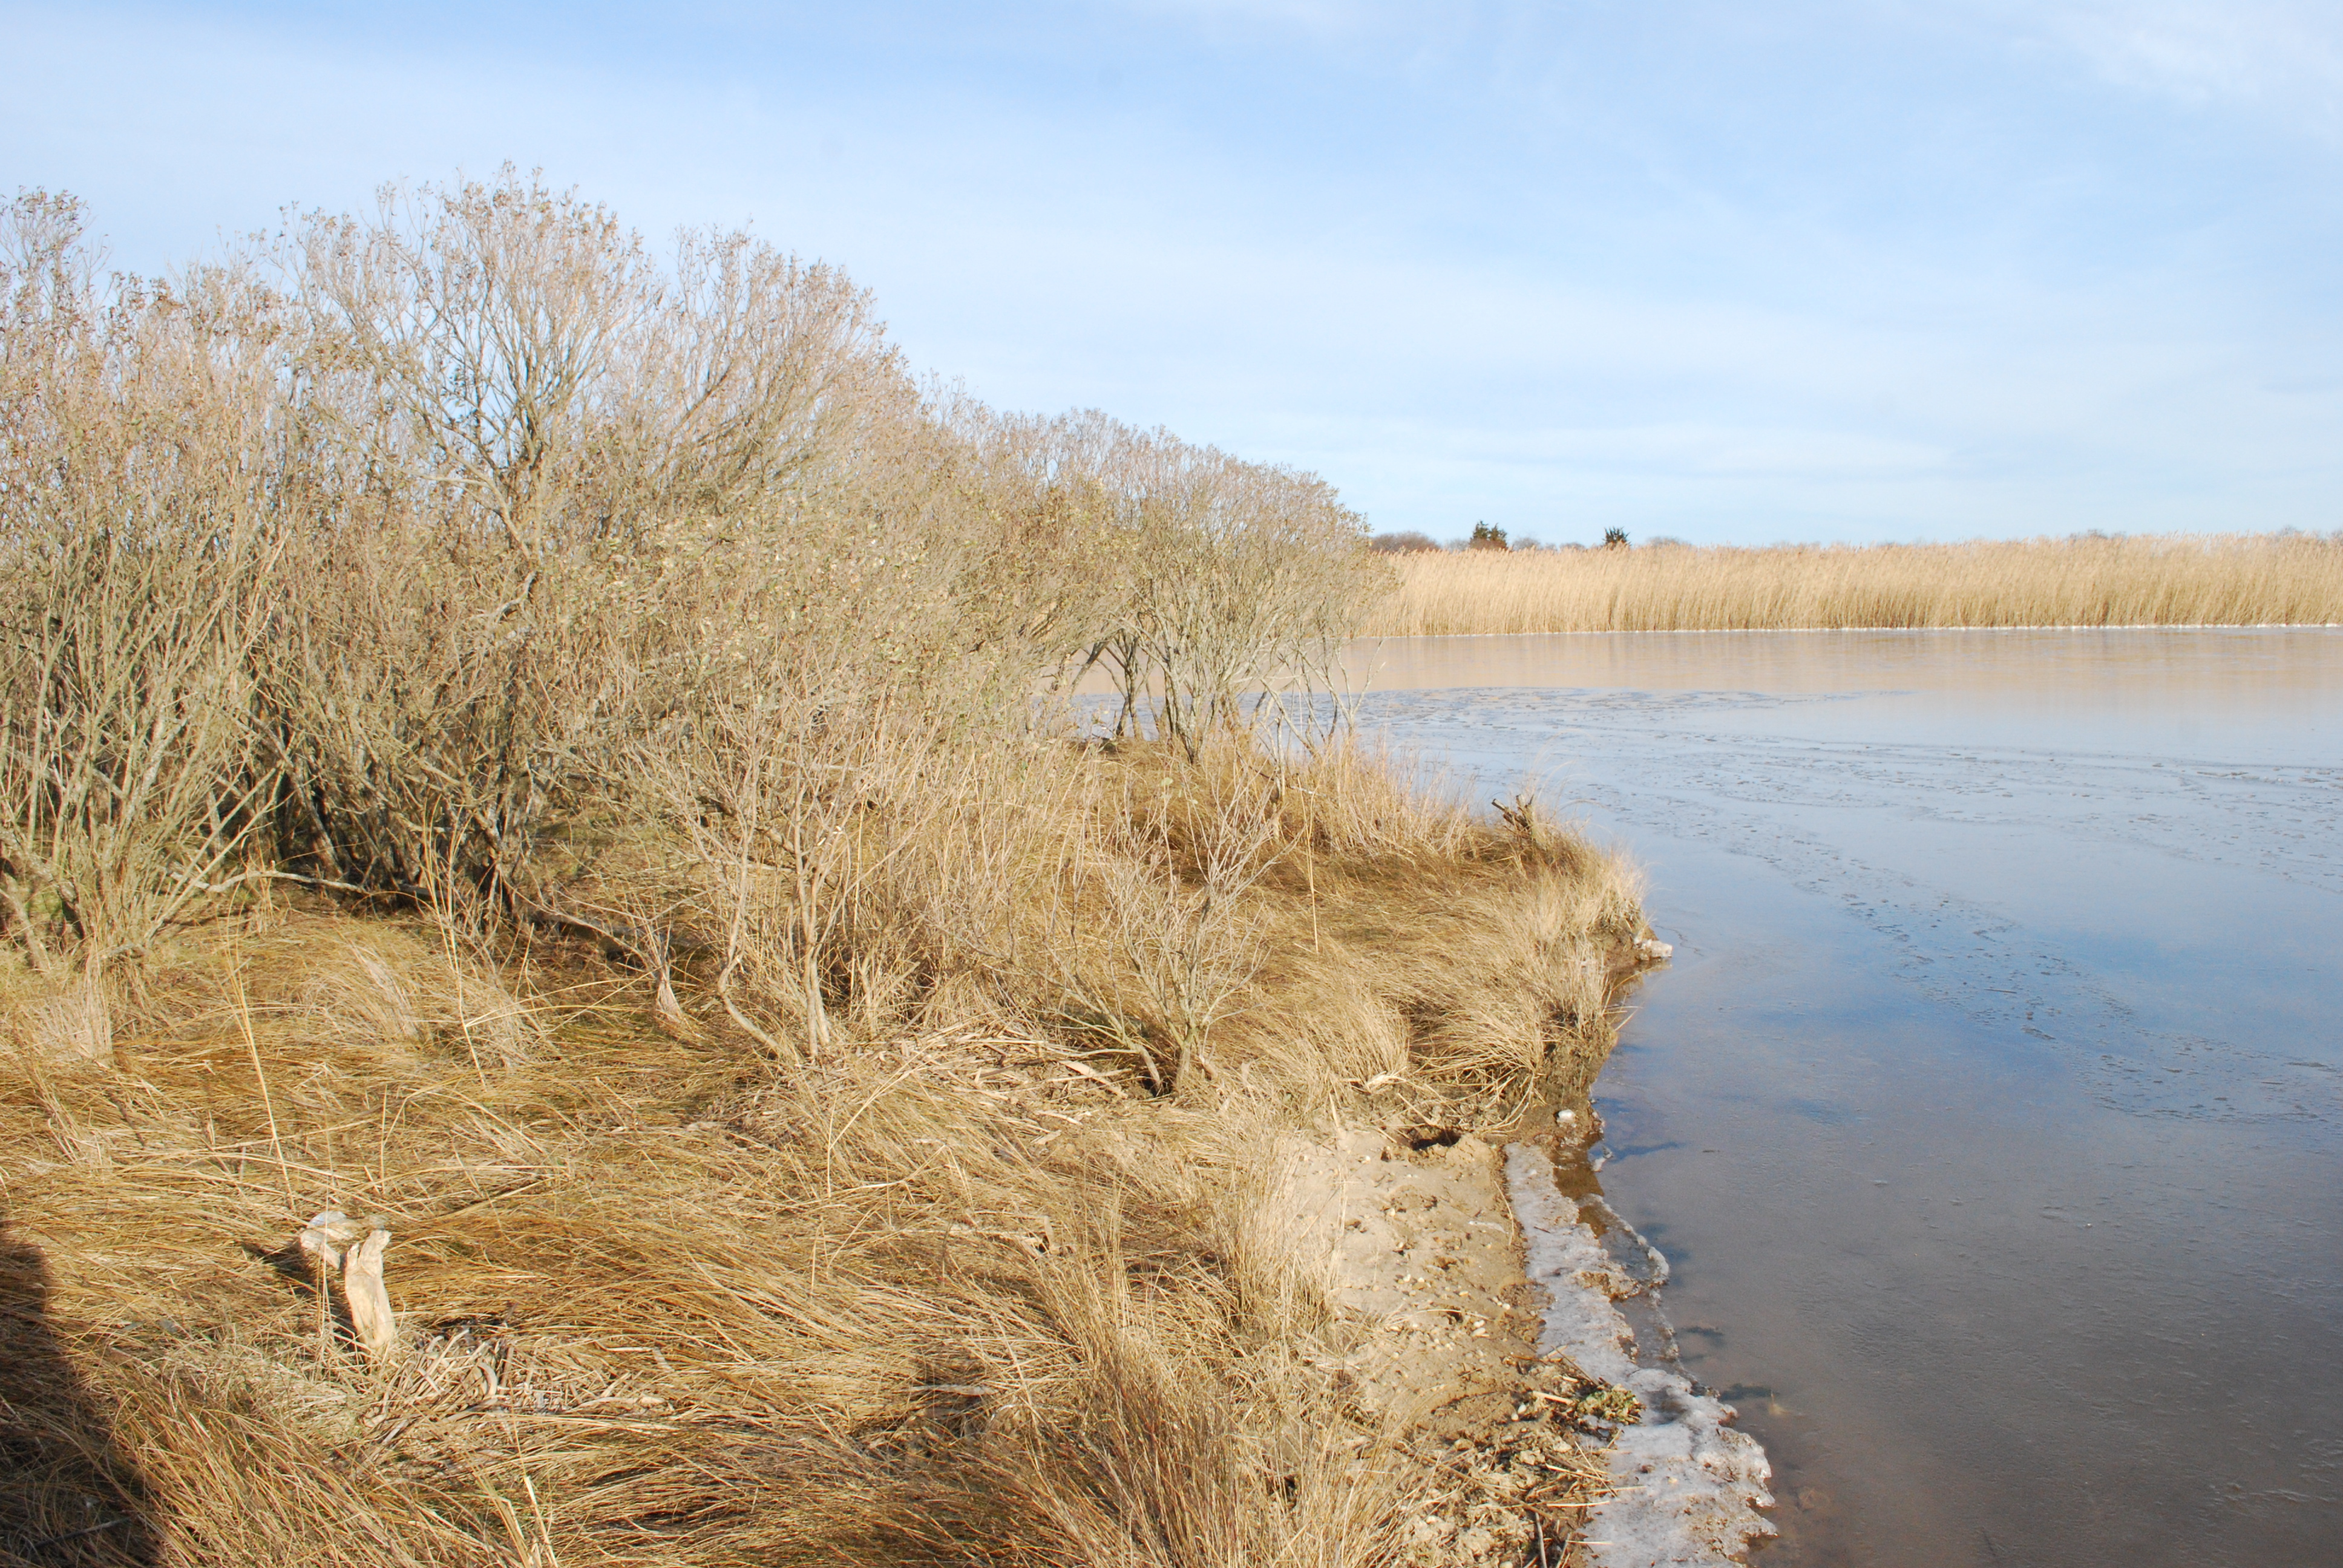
<box><xmin>1366</xmin><ymin>533</ymin><xmax>2343</xmax><ymax>635</ymax></box>
<box><xmin>3</xmin><ymin>738</ymin><xmax>1647</xmax><ymax>1568</ymax></box>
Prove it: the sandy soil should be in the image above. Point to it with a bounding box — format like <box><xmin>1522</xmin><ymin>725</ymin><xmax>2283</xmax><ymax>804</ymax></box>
<box><xmin>1280</xmin><ymin>1126</ymin><xmax>1619</xmax><ymax>1565</ymax></box>
<box><xmin>1281</xmin><ymin>1109</ymin><xmax>1774</xmax><ymax>1568</ymax></box>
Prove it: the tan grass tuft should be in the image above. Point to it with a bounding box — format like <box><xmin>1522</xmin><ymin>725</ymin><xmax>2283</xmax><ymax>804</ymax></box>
<box><xmin>3</xmin><ymin>973</ymin><xmax>114</xmax><ymax>1067</ymax></box>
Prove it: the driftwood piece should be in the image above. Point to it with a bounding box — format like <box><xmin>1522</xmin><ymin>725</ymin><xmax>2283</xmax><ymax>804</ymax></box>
<box><xmin>342</xmin><ymin>1228</ymin><xmax>398</xmax><ymax>1364</ymax></box>
<box><xmin>292</xmin><ymin>1210</ymin><xmax>398</xmax><ymax>1364</ymax></box>
<box><xmin>298</xmin><ymin>1209</ymin><xmax>358</xmax><ymax>1270</ymax></box>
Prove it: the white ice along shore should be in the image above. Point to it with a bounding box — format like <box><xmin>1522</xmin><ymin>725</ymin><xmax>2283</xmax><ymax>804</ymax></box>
<box><xmin>1504</xmin><ymin>1143</ymin><xmax>1776</xmax><ymax>1566</ymax></box>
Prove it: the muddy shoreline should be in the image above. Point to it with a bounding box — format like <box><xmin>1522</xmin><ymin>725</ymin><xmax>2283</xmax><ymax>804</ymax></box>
<box><xmin>1278</xmin><ymin>952</ymin><xmax>1775</xmax><ymax>1567</ymax></box>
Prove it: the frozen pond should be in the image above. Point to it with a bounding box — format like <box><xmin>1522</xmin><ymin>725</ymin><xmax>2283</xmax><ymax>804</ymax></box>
<box><xmin>1349</xmin><ymin>630</ymin><xmax>2343</xmax><ymax>1567</ymax></box>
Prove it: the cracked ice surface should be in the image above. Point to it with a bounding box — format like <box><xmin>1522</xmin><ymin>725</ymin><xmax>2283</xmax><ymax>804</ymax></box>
<box><xmin>1506</xmin><ymin>1143</ymin><xmax>1775</xmax><ymax>1567</ymax></box>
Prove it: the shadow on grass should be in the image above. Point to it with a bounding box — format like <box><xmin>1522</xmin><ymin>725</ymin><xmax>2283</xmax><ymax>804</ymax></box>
<box><xmin>1</xmin><ymin>1207</ymin><xmax>157</xmax><ymax>1566</ymax></box>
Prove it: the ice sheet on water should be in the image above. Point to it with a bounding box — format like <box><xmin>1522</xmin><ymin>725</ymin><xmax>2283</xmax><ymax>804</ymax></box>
<box><xmin>1506</xmin><ymin>1143</ymin><xmax>1775</xmax><ymax>1567</ymax></box>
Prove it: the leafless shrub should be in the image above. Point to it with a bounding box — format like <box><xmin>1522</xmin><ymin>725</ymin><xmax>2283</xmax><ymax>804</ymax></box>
<box><xmin>261</xmin><ymin>172</ymin><xmax>925</xmax><ymax>918</ymax></box>
<box><xmin>0</xmin><ymin>195</ymin><xmax>283</xmax><ymax>1042</ymax></box>
<box><xmin>993</xmin><ymin>412</ymin><xmax>1393</xmax><ymax>756</ymax></box>
<box><xmin>1116</xmin><ymin>433</ymin><xmax>1391</xmax><ymax>760</ymax></box>
<box><xmin>939</xmin><ymin>400</ymin><xmax>1138</xmax><ymax>699</ymax></box>
<box><xmin>632</xmin><ymin>686</ymin><xmax>901</xmax><ymax>1067</ymax></box>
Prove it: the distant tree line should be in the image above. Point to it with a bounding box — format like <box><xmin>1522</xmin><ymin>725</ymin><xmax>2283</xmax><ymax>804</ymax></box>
<box><xmin>1366</xmin><ymin>523</ymin><xmax>1635</xmax><ymax>554</ymax></box>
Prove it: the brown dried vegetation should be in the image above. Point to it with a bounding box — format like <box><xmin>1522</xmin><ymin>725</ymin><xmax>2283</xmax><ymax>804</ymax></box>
<box><xmin>1371</xmin><ymin>532</ymin><xmax>2343</xmax><ymax>635</ymax></box>
<box><xmin>1</xmin><ymin>178</ymin><xmax>1643</xmax><ymax>1566</ymax></box>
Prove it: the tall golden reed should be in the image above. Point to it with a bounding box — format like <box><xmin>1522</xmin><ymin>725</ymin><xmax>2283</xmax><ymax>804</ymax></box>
<box><xmin>1366</xmin><ymin>534</ymin><xmax>2343</xmax><ymax>636</ymax></box>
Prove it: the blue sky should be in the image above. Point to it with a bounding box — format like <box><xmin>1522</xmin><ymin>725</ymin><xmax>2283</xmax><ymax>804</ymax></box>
<box><xmin>6</xmin><ymin>1</ymin><xmax>2339</xmax><ymax>544</ymax></box>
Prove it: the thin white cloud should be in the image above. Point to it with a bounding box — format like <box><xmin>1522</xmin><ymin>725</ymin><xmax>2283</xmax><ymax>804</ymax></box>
<box><xmin>7</xmin><ymin>1</ymin><xmax>2339</xmax><ymax>544</ymax></box>
<box><xmin>1613</xmin><ymin>426</ymin><xmax>1953</xmax><ymax>479</ymax></box>
<box><xmin>1963</xmin><ymin>1</ymin><xmax>2343</xmax><ymax>137</ymax></box>
<box><xmin>1113</xmin><ymin>0</ymin><xmax>1389</xmax><ymax>38</ymax></box>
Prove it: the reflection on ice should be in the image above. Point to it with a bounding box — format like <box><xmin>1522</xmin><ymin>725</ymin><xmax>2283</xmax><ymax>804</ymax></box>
<box><xmin>1364</xmin><ymin>629</ymin><xmax>2343</xmax><ymax>1568</ymax></box>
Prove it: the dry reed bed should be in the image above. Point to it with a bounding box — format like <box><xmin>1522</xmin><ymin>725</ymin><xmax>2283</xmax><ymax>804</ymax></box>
<box><xmin>1365</xmin><ymin>534</ymin><xmax>2343</xmax><ymax>635</ymax></box>
<box><xmin>4</xmin><ymin>737</ymin><xmax>1643</xmax><ymax>1567</ymax></box>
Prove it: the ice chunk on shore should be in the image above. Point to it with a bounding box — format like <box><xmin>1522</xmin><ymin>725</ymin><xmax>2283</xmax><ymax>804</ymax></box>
<box><xmin>1506</xmin><ymin>1143</ymin><xmax>1775</xmax><ymax>1567</ymax></box>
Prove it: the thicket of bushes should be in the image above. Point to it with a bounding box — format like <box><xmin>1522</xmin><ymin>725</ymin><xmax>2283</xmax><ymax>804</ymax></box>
<box><xmin>0</xmin><ymin>176</ymin><xmax>1386</xmax><ymax>1052</ymax></box>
